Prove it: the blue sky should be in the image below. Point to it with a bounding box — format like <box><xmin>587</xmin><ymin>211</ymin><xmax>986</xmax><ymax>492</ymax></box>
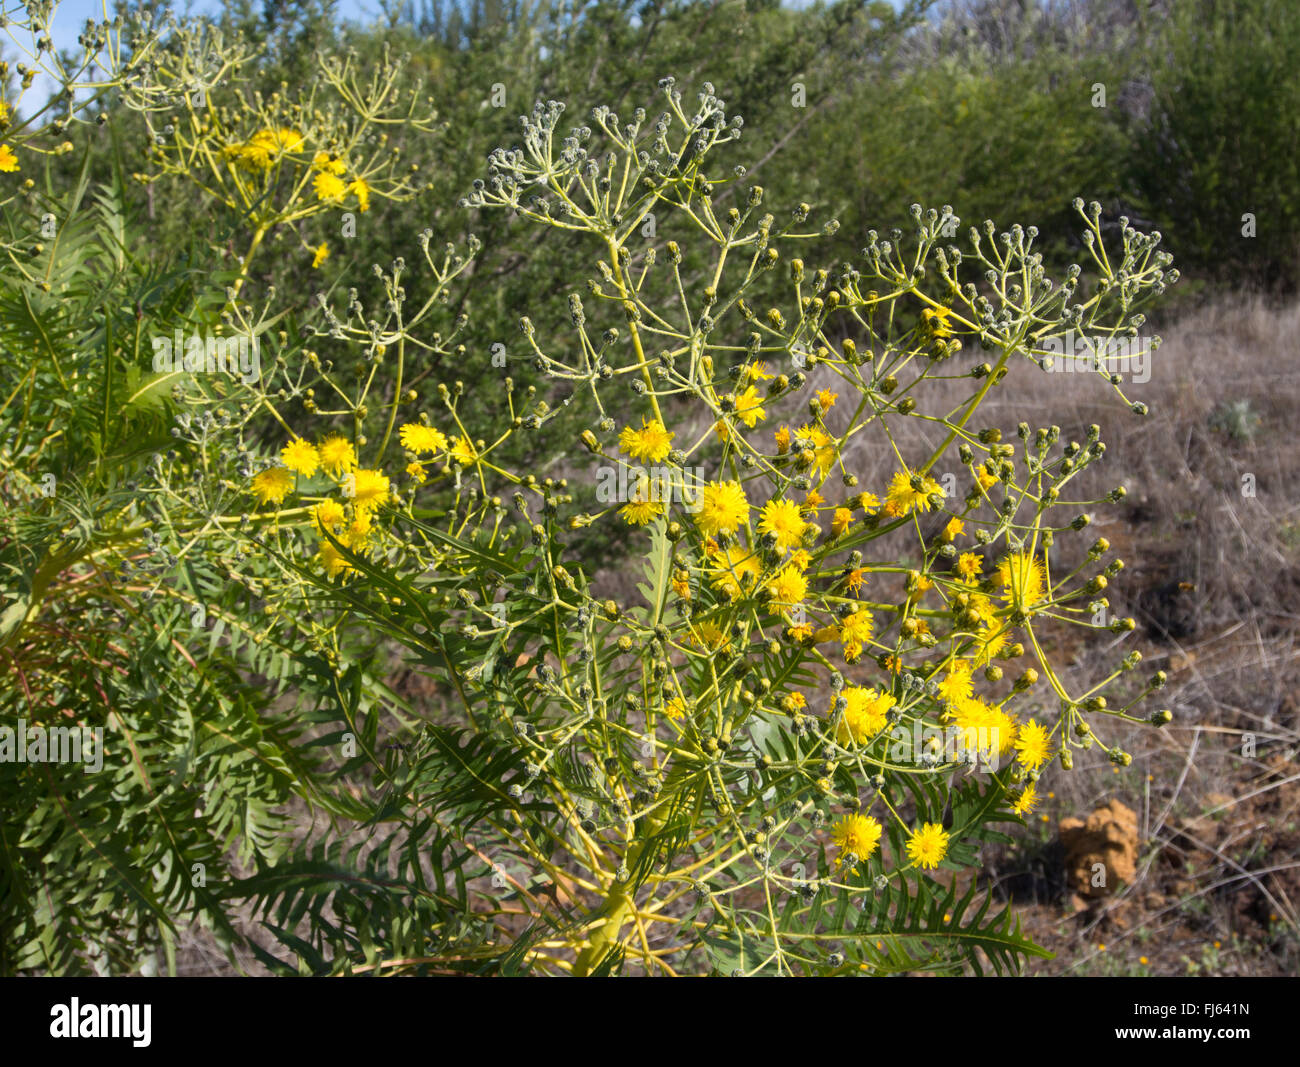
<box><xmin>2</xmin><ymin>0</ymin><xmax>385</xmax><ymax>108</ymax></box>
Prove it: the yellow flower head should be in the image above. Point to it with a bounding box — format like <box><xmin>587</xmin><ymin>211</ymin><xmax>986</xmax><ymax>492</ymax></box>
<box><xmin>694</xmin><ymin>481</ymin><xmax>750</xmax><ymax>538</ymax></box>
<box><xmin>839</xmin><ymin>607</ymin><xmax>874</xmax><ymax>651</ymax></box>
<box><xmin>318</xmin><ymin>435</ymin><xmax>358</xmax><ymax>476</ymax></box>
<box><xmin>312</xmin><ymin>152</ymin><xmax>347</xmax><ymax>176</ymax></box>
<box><xmin>663</xmin><ymin>697</ymin><xmax>686</xmax><ymax>721</ymax></box>
<box><xmin>691</xmin><ymin>620</ymin><xmax>731</xmax><ymax>651</ymax></box>
<box><xmin>314</xmin><ymin>170</ymin><xmax>347</xmax><ymax>203</ymax></box>
<box><xmin>830</xmin><ymin>813</ymin><xmax>882</xmax><ymax>867</ymax></box>
<box><xmin>399</xmin><ymin>423</ymin><xmax>448</xmax><ymax>455</ymax></box>
<box><xmin>348</xmin><ymin>468</ymin><xmax>390</xmax><ymax>512</ymax></box>
<box><xmin>996</xmin><ymin>552</ymin><xmax>1046</xmax><ymax>608</ymax></box>
<box><xmin>884</xmin><ymin>468</ymin><xmax>945</xmax><ymax>517</ymax></box>
<box><xmin>758</xmin><ymin>498</ymin><xmax>806</xmax><ymax>552</ymax></box>
<box><xmin>906</xmin><ymin>822</ymin><xmax>950</xmax><ymax>870</ymax></box>
<box><xmin>972</xmin><ymin>624</ymin><xmax>1010</xmax><ymax>666</ymax></box>
<box><xmin>710</xmin><ymin>545</ymin><xmax>761</xmax><ymax>599</ymax></box>
<box><xmin>450</xmin><ymin>436</ymin><xmax>478</xmax><ymax>466</ymax></box>
<box><xmin>937</xmin><ymin>659</ymin><xmax>973</xmax><ymax>706</ymax></box>
<box><xmin>280</xmin><ymin>438</ymin><xmax>320</xmax><ymax>477</ymax></box>
<box><xmin>956</xmin><ymin>551</ymin><xmax>983</xmax><ymax>582</ymax></box>
<box><xmin>831</xmin><ymin>507</ymin><xmax>854</xmax><ymax>537</ymax></box>
<box><xmin>836</xmin><ymin>686</ymin><xmax>895</xmax><ymax>745</ymax></box>
<box><xmin>0</xmin><ymin>144</ymin><xmax>19</xmax><ymax>172</ymax></box>
<box><xmin>318</xmin><ymin>541</ymin><xmax>353</xmax><ymax>578</ymax></box>
<box><xmin>1011</xmin><ymin>784</ymin><xmax>1038</xmax><ymax>816</ymax></box>
<box><xmin>774</xmin><ymin>425</ymin><xmax>792</xmax><ymax>454</ymax></box>
<box><xmin>314</xmin><ymin>499</ymin><xmax>346</xmax><ymax>529</ymax></box>
<box><xmin>620</xmin><ymin>481</ymin><xmax>665</xmax><ymax>526</ymax></box>
<box><xmin>733</xmin><ymin>385</ymin><xmax>767</xmax><ymax>429</ymax></box>
<box><xmin>348</xmin><ymin>177</ymin><xmax>371</xmax><ymax>212</ymax></box>
<box><xmin>311</xmin><ymin>243</ymin><xmax>330</xmax><ymax>269</ymax></box>
<box><xmin>1014</xmin><ymin>719</ymin><xmax>1053</xmax><ymax>770</ymax></box>
<box><xmin>766</xmin><ymin>564</ymin><xmax>808</xmax><ymax>611</ymax></box>
<box><xmin>798</xmin><ymin>427</ymin><xmax>838</xmax><ymax>478</ymax></box>
<box><xmin>921</xmin><ymin>306</ymin><xmax>955</xmax><ymax>340</ymax></box>
<box><xmin>251</xmin><ymin>466</ymin><xmax>294</xmax><ymax>506</ymax></box>
<box><xmin>619</xmin><ymin>417</ymin><xmax>674</xmax><ymax>463</ymax></box>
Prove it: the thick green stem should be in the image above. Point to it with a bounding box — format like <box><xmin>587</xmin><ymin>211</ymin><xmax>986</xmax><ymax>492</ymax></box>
<box><xmin>571</xmin><ymin>813</ymin><xmax>665</xmax><ymax>976</ymax></box>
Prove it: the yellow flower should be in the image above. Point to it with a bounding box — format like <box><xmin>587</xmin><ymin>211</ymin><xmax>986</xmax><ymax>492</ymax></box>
<box><xmin>314</xmin><ymin>499</ymin><xmax>346</xmax><ymax>529</ymax></box>
<box><xmin>920</xmin><ymin>306</ymin><xmax>955</xmax><ymax>340</ymax></box>
<box><xmin>996</xmin><ymin>552</ymin><xmax>1046</xmax><ymax>608</ymax></box>
<box><xmin>450</xmin><ymin>436</ymin><xmax>478</xmax><ymax>465</ymax></box>
<box><xmin>619</xmin><ymin>417</ymin><xmax>674</xmax><ymax>463</ymax></box>
<box><xmin>620</xmin><ymin>483</ymin><xmax>665</xmax><ymax>525</ymax></box>
<box><xmin>225</xmin><ymin>132</ymin><xmax>275</xmax><ymax>170</ymax></box>
<box><xmin>691</xmin><ymin>620</ymin><xmax>730</xmax><ymax>651</ymax></box>
<box><xmin>906</xmin><ymin>822</ymin><xmax>950</xmax><ymax>870</ymax></box>
<box><xmin>0</xmin><ymin>144</ymin><xmax>18</xmax><ymax>172</ymax></box>
<box><xmin>766</xmin><ymin>565</ymin><xmax>808</xmax><ymax>610</ymax></box>
<box><xmin>801</xmin><ymin>427</ymin><xmax>837</xmax><ymax>478</ymax></box>
<box><xmin>311</xmin><ymin>243</ymin><xmax>330</xmax><ymax>269</ymax></box>
<box><xmin>839</xmin><ymin>608</ymin><xmax>874</xmax><ymax>660</ymax></box>
<box><xmin>710</xmin><ymin>545</ymin><xmax>761</xmax><ymax>599</ymax></box>
<box><xmin>1014</xmin><ymin>719</ymin><xmax>1053</xmax><ymax>770</ymax></box>
<box><xmin>941</xmin><ymin>517</ymin><xmax>965</xmax><ymax>542</ymax></box>
<box><xmin>733</xmin><ymin>385</ymin><xmax>767</xmax><ymax>428</ymax></box>
<box><xmin>830</xmin><ymin>813</ymin><xmax>882</xmax><ymax>867</ymax></box>
<box><xmin>745</xmin><ymin>361</ymin><xmax>774</xmax><ymax>383</ymax></box>
<box><xmin>273</xmin><ymin>127</ymin><xmax>304</xmax><ymax>153</ymax></box>
<box><xmin>314</xmin><ymin>170</ymin><xmax>347</xmax><ymax>203</ymax></box>
<box><xmin>251</xmin><ymin>466</ymin><xmax>294</xmax><ymax>506</ymax></box>
<box><xmin>782</xmin><ymin>691</ymin><xmax>807</xmax><ymax>713</ymax></box>
<box><xmin>956</xmin><ymin>551</ymin><xmax>983</xmax><ymax>582</ymax></box>
<box><xmin>399</xmin><ymin>423</ymin><xmax>448</xmax><ymax>455</ymax></box>
<box><xmin>836</xmin><ymin>686</ymin><xmax>895</xmax><ymax>745</ymax></box>
<box><xmin>694</xmin><ymin>480</ymin><xmax>749</xmax><ymax>537</ymax></box>
<box><xmin>952</xmin><ymin>696</ymin><xmax>1018</xmax><ymax>756</ymax></box>
<box><xmin>831</xmin><ymin>507</ymin><xmax>853</xmax><ymax>537</ymax></box>
<box><xmin>281</xmin><ymin>438</ymin><xmax>320</xmax><ymax>477</ymax></box>
<box><xmin>758</xmin><ymin>498</ymin><xmax>806</xmax><ymax>552</ymax></box>
<box><xmin>937</xmin><ymin>660</ymin><xmax>973</xmax><ymax>706</ymax></box>
<box><xmin>406</xmin><ymin>461</ymin><xmax>427</xmax><ymax>484</ymax></box>
<box><xmin>774</xmin><ymin>425</ymin><xmax>792</xmax><ymax>454</ymax></box>
<box><xmin>318</xmin><ymin>435</ymin><xmax>358</xmax><ymax>476</ymax></box>
<box><xmin>884</xmin><ymin>468</ymin><xmax>945</xmax><ymax>517</ymax></box>
<box><xmin>976</xmin><ymin>467</ymin><xmax>999</xmax><ymax>492</ymax></box>
<box><xmin>971</xmin><ymin>624</ymin><xmax>1010</xmax><ymax>666</ymax></box>
<box><xmin>312</xmin><ymin>151</ymin><xmax>347</xmax><ymax>175</ymax></box>
<box><xmin>663</xmin><ymin>697</ymin><xmax>686</xmax><ymax>721</ymax></box>
<box><xmin>816</xmin><ymin>389</ymin><xmax>838</xmax><ymax>411</ymax></box>
<box><xmin>348</xmin><ymin>176</ymin><xmax>371</xmax><ymax>212</ymax></box>
<box><xmin>318</xmin><ymin>541</ymin><xmax>353</xmax><ymax>578</ymax></box>
<box><xmin>348</xmin><ymin>468</ymin><xmax>390</xmax><ymax>512</ymax></box>
<box><xmin>1011</xmin><ymin>784</ymin><xmax>1038</xmax><ymax>816</ymax></box>
<box><xmin>845</xmin><ymin>567</ymin><xmax>867</xmax><ymax>593</ymax></box>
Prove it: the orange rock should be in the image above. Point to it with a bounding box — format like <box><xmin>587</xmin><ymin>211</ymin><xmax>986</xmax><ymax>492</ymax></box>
<box><xmin>1059</xmin><ymin>799</ymin><xmax>1139</xmax><ymax>898</ymax></box>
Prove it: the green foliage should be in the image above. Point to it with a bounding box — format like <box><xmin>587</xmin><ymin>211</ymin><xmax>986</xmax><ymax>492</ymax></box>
<box><xmin>1128</xmin><ymin>0</ymin><xmax>1300</xmax><ymax>291</ymax></box>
